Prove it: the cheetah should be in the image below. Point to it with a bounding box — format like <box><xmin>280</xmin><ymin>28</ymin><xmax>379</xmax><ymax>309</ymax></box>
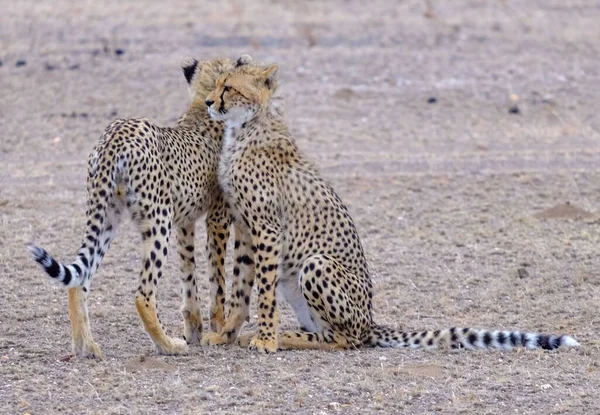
<box><xmin>27</xmin><ymin>55</ymin><xmax>254</xmax><ymax>357</ymax></box>
<box><xmin>200</xmin><ymin>62</ymin><xmax>580</xmax><ymax>353</ymax></box>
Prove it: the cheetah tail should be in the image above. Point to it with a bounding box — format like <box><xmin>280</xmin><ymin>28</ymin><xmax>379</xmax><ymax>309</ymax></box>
<box><xmin>26</xmin><ymin>146</ymin><xmax>126</xmax><ymax>289</ymax></box>
<box><xmin>365</xmin><ymin>325</ymin><xmax>580</xmax><ymax>351</ymax></box>
<box><xmin>26</xmin><ymin>244</ymin><xmax>87</xmax><ymax>288</ymax></box>
<box><xmin>26</xmin><ymin>192</ymin><xmax>118</xmax><ymax>289</ymax></box>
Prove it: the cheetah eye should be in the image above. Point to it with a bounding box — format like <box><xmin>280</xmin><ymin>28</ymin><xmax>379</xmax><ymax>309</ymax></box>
<box><xmin>223</xmin><ymin>86</ymin><xmax>231</xmax><ymax>92</ymax></box>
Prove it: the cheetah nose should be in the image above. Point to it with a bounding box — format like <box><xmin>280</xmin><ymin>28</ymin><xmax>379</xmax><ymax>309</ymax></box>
<box><xmin>205</xmin><ymin>99</ymin><xmax>214</xmax><ymax>108</ymax></box>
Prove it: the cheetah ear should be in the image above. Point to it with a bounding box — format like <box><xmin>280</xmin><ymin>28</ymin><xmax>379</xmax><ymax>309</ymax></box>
<box><xmin>181</xmin><ymin>57</ymin><xmax>200</xmax><ymax>84</ymax></box>
<box><xmin>236</xmin><ymin>54</ymin><xmax>253</xmax><ymax>67</ymax></box>
<box><xmin>261</xmin><ymin>64</ymin><xmax>279</xmax><ymax>90</ymax></box>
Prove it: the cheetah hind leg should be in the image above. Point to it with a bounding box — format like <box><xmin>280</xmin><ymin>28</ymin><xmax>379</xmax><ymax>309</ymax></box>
<box><xmin>134</xmin><ymin>210</ymin><xmax>187</xmax><ymax>355</ymax></box>
<box><xmin>177</xmin><ymin>224</ymin><xmax>203</xmax><ymax>345</ymax></box>
<box><xmin>293</xmin><ymin>254</ymin><xmax>369</xmax><ymax>350</ymax></box>
<box><xmin>237</xmin><ymin>329</ymin><xmax>350</xmax><ymax>351</ymax></box>
<box><xmin>68</xmin><ymin>287</ymin><xmax>103</xmax><ymax>358</ymax></box>
<box><xmin>237</xmin><ymin>254</ymin><xmax>367</xmax><ymax>352</ymax></box>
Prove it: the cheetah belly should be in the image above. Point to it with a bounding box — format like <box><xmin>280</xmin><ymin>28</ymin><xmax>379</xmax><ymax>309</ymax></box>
<box><xmin>276</xmin><ymin>265</ymin><xmax>324</xmax><ymax>332</ymax></box>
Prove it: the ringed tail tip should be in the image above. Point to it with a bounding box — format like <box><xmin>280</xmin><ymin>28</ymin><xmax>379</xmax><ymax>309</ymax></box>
<box><xmin>562</xmin><ymin>336</ymin><xmax>580</xmax><ymax>347</ymax></box>
<box><xmin>26</xmin><ymin>243</ymin><xmax>46</xmax><ymax>262</ymax></box>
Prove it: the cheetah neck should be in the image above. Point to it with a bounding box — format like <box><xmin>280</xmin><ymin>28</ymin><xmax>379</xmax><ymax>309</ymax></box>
<box><xmin>223</xmin><ymin>113</ymin><xmax>257</xmax><ymax>148</ymax></box>
<box><xmin>222</xmin><ymin>123</ymin><xmax>239</xmax><ymax>151</ymax></box>
<box><xmin>176</xmin><ymin>100</ymin><xmax>214</xmax><ymax>129</ymax></box>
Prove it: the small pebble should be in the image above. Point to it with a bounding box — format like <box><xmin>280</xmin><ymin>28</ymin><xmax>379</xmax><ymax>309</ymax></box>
<box><xmin>16</xmin><ymin>60</ymin><xmax>26</xmax><ymax>67</ymax></box>
<box><xmin>0</xmin><ymin>60</ymin><xmax>3</xmax><ymax>67</ymax></box>
<box><xmin>115</xmin><ymin>48</ymin><xmax>125</xmax><ymax>56</ymax></box>
<box><xmin>517</xmin><ymin>268</ymin><xmax>529</xmax><ymax>279</ymax></box>
<box><xmin>427</xmin><ymin>97</ymin><xmax>437</xmax><ymax>104</ymax></box>
<box><xmin>45</xmin><ymin>63</ymin><xmax>56</xmax><ymax>71</ymax></box>
<box><xmin>68</xmin><ymin>64</ymin><xmax>80</xmax><ymax>70</ymax></box>
<box><xmin>508</xmin><ymin>105</ymin><xmax>520</xmax><ymax>114</ymax></box>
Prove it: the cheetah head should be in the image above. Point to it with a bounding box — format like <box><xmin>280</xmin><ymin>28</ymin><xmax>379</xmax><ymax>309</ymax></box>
<box><xmin>181</xmin><ymin>54</ymin><xmax>253</xmax><ymax>102</ymax></box>
<box><xmin>204</xmin><ymin>61</ymin><xmax>280</xmax><ymax>126</ymax></box>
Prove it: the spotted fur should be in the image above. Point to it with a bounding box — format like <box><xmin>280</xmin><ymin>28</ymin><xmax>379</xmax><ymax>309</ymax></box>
<box><xmin>27</xmin><ymin>56</ymin><xmax>253</xmax><ymax>357</ymax></box>
<box><xmin>200</xmin><ymin>62</ymin><xmax>580</xmax><ymax>353</ymax></box>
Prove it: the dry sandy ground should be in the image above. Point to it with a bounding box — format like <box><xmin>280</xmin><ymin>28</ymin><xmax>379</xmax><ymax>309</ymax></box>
<box><xmin>1</xmin><ymin>0</ymin><xmax>600</xmax><ymax>414</ymax></box>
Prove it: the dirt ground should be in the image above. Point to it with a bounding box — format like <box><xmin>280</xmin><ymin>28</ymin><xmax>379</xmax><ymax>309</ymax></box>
<box><xmin>1</xmin><ymin>0</ymin><xmax>600</xmax><ymax>414</ymax></box>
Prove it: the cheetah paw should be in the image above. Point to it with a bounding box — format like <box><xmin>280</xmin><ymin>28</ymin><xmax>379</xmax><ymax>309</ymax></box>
<box><xmin>236</xmin><ymin>332</ymin><xmax>255</xmax><ymax>348</ymax></box>
<box><xmin>249</xmin><ymin>336</ymin><xmax>278</xmax><ymax>354</ymax></box>
<box><xmin>201</xmin><ymin>332</ymin><xmax>231</xmax><ymax>346</ymax></box>
<box><xmin>73</xmin><ymin>340</ymin><xmax>103</xmax><ymax>359</ymax></box>
<box><xmin>182</xmin><ymin>310</ymin><xmax>203</xmax><ymax>345</ymax></box>
<box><xmin>156</xmin><ymin>337</ymin><xmax>189</xmax><ymax>355</ymax></box>
<box><xmin>209</xmin><ymin>308</ymin><xmax>226</xmax><ymax>332</ymax></box>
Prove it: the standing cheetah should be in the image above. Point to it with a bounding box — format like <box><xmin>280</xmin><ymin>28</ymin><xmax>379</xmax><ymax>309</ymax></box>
<box><xmin>200</xmin><ymin>62</ymin><xmax>579</xmax><ymax>353</ymax></box>
<box><xmin>27</xmin><ymin>55</ymin><xmax>253</xmax><ymax>357</ymax></box>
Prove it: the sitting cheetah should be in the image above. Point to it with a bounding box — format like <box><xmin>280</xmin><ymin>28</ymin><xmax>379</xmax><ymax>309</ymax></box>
<box><xmin>27</xmin><ymin>55</ymin><xmax>253</xmax><ymax>357</ymax></box>
<box><xmin>200</xmin><ymin>62</ymin><xmax>579</xmax><ymax>353</ymax></box>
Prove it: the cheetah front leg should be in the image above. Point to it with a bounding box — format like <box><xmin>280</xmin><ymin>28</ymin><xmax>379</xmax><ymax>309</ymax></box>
<box><xmin>177</xmin><ymin>224</ymin><xmax>202</xmax><ymax>345</ymax></box>
<box><xmin>246</xmin><ymin>224</ymin><xmax>281</xmax><ymax>353</ymax></box>
<box><xmin>202</xmin><ymin>222</ymin><xmax>255</xmax><ymax>346</ymax></box>
<box><xmin>205</xmin><ymin>196</ymin><xmax>231</xmax><ymax>332</ymax></box>
<box><xmin>134</xmin><ymin>216</ymin><xmax>188</xmax><ymax>355</ymax></box>
<box><xmin>67</xmin><ymin>287</ymin><xmax>102</xmax><ymax>358</ymax></box>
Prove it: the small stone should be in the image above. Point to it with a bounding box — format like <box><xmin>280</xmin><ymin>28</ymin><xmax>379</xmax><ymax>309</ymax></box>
<box><xmin>508</xmin><ymin>105</ymin><xmax>520</xmax><ymax>114</ymax></box>
<box><xmin>427</xmin><ymin>97</ymin><xmax>437</xmax><ymax>104</ymax></box>
<box><xmin>115</xmin><ymin>48</ymin><xmax>125</xmax><ymax>56</ymax></box>
<box><xmin>0</xmin><ymin>60</ymin><xmax>3</xmax><ymax>67</ymax></box>
<box><xmin>517</xmin><ymin>268</ymin><xmax>529</xmax><ymax>279</ymax></box>
<box><xmin>328</xmin><ymin>402</ymin><xmax>341</xmax><ymax>411</ymax></box>
<box><xmin>68</xmin><ymin>64</ymin><xmax>80</xmax><ymax>70</ymax></box>
<box><xmin>45</xmin><ymin>63</ymin><xmax>57</xmax><ymax>71</ymax></box>
<box><xmin>16</xmin><ymin>60</ymin><xmax>26</xmax><ymax>67</ymax></box>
